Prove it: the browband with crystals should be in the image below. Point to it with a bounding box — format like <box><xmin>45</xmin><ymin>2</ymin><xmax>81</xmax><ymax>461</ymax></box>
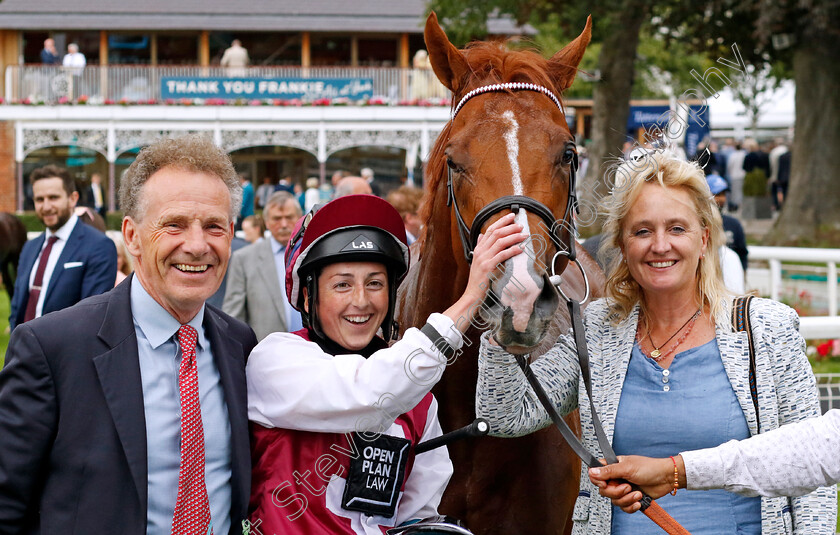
<box><xmin>452</xmin><ymin>82</ymin><xmax>563</xmax><ymax>118</ymax></box>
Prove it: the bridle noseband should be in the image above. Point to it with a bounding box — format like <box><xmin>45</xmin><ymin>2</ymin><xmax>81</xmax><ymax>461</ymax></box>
<box><xmin>446</xmin><ymin>81</ymin><xmax>589</xmax><ymax>303</ymax></box>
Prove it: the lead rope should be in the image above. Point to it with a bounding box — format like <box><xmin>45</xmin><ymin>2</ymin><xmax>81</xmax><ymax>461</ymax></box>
<box><xmin>514</xmin><ymin>297</ymin><xmax>692</xmax><ymax>535</ymax></box>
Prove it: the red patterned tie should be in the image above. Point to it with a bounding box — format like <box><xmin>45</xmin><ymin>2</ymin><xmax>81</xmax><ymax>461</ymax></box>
<box><xmin>172</xmin><ymin>325</ymin><xmax>213</xmax><ymax>535</ymax></box>
<box><xmin>23</xmin><ymin>236</ymin><xmax>59</xmax><ymax>322</ymax></box>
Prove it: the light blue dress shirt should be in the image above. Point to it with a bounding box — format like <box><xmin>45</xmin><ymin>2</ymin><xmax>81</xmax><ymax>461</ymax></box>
<box><xmin>131</xmin><ymin>278</ymin><xmax>233</xmax><ymax>535</ymax></box>
<box><xmin>269</xmin><ymin>235</ymin><xmax>303</xmax><ymax>332</ymax></box>
<box><xmin>611</xmin><ymin>340</ymin><xmax>761</xmax><ymax>534</ymax></box>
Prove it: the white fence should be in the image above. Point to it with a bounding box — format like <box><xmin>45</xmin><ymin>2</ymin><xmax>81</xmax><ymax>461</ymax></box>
<box><xmin>747</xmin><ymin>245</ymin><xmax>840</xmax><ymax>339</ymax></box>
<box><xmin>815</xmin><ymin>374</ymin><xmax>840</xmax><ymax>412</ymax></box>
<box><xmin>746</xmin><ymin>246</ymin><xmax>840</xmax><ymax>410</ymax></box>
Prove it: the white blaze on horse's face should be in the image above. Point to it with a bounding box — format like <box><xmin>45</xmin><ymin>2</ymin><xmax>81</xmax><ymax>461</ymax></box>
<box><xmin>499</xmin><ymin>110</ymin><xmax>543</xmax><ymax>333</ymax></box>
<box><xmin>502</xmin><ymin>111</ymin><xmax>523</xmax><ymax>195</ymax></box>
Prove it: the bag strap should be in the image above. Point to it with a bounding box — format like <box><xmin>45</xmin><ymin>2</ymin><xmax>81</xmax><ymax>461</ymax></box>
<box><xmin>732</xmin><ymin>295</ymin><xmax>760</xmax><ymax>433</ymax></box>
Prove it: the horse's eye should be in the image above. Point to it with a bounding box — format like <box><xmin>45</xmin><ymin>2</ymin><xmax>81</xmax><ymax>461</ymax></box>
<box><xmin>562</xmin><ymin>148</ymin><xmax>576</xmax><ymax>164</ymax></box>
<box><xmin>446</xmin><ymin>157</ymin><xmax>460</xmax><ymax>172</ymax></box>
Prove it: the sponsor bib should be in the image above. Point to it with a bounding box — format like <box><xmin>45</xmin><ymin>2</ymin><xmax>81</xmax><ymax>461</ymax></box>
<box><xmin>341</xmin><ymin>433</ymin><xmax>411</xmax><ymax>518</ymax></box>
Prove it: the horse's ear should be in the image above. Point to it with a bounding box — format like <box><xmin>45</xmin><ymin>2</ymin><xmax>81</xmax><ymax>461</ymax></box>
<box><xmin>424</xmin><ymin>11</ymin><xmax>470</xmax><ymax>94</ymax></box>
<box><xmin>548</xmin><ymin>15</ymin><xmax>592</xmax><ymax>92</ymax></box>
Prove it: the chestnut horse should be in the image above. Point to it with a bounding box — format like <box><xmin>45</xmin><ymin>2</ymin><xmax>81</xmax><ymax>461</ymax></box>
<box><xmin>397</xmin><ymin>14</ymin><xmax>606</xmax><ymax>535</ymax></box>
<box><xmin>0</xmin><ymin>213</ymin><xmax>27</xmax><ymax>300</ymax></box>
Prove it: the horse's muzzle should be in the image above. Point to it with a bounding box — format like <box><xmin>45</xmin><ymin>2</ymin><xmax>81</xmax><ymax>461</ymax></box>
<box><xmin>483</xmin><ymin>274</ymin><xmax>559</xmax><ymax>353</ymax></box>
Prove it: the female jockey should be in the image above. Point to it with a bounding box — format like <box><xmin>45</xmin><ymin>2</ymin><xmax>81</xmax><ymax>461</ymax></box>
<box><xmin>246</xmin><ymin>194</ymin><xmax>524</xmax><ymax>534</ymax></box>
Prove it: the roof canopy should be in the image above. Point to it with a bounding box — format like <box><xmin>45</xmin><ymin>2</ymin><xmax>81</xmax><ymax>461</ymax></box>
<box><xmin>0</xmin><ymin>0</ymin><xmax>530</xmax><ymax>34</ymax></box>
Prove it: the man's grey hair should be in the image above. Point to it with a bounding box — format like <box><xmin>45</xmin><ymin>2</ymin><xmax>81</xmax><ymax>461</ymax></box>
<box><xmin>333</xmin><ymin>177</ymin><xmax>372</xmax><ymax>198</ymax></box>
<box><xmin>265</xmin><ymin>191</ymin><xmax>301</xmax><ymax>215</ymax></box>
<box><xmin>119</xmin><ymin>134</ymin><xmax>242</xmax><ymax>220</ymax></box>
<box><xmin>334</xmin><ymin>179</ymin><xmax>355</xmax><ymax>198</ymax></box>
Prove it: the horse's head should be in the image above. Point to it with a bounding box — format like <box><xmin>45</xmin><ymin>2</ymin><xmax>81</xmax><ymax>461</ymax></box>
<box><xmin>424</xmin><ymin>12</ymin><xmax>591</xmax><ymax>354</ymax></box>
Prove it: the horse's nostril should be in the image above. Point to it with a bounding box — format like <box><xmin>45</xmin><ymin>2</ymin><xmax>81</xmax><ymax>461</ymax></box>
<box><xmin>535</xmin><ymin>273</ymin><xmax>560</xmax><ymax>319</ymax></box>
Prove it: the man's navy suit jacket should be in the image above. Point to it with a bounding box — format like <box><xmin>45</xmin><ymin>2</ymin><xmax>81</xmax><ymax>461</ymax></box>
<box><xmin>9</xmin><ymin>221</ymin><xmax>117</xmax><ymax>331</ymax></box>
<box><xmin>0</xmin><ymin>277</ymin><xmax>258</xmax><ymax>534</ymax></box>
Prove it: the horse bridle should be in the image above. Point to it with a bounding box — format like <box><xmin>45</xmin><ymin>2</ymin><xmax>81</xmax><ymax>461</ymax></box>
<box><xmin>448</xmin><ymin>82</ymin><xmax>691</xmax><ymax>535</ymax></box>
<box><xmin>447</xmin><ymin>82</ymin><xmax>590</xmax><ymax>304</ymax></box>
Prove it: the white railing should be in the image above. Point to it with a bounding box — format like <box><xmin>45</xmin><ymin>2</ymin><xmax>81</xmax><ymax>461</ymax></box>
<box><xmin>747</xmin><ymin>245</ymin><xmax>840</xmax><ymax>339</ymax></box>
<box><xmin>3</xmin><ymin>65</ymin><xmax>450</xmax><ymax>104</ymax></box>
<box><xmin>748</xmin><ymin>246</ymin><xmax>840</xmax><ymax>315</ymax></box>
<box><xmin>815</xmin><ymin>373</ymin><xmax>840</xmax><ymax>412</ymax></box>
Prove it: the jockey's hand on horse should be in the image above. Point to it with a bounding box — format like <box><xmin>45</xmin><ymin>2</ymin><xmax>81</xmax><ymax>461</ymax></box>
<box><xmin>442</xmin><ymin>213</ymin><xmax>526</xmax><ymax>332</ymax></box>
<box><xmin>588</xmin><ymin>455</ymin><xmax>688</xmax><ymax>513</ymax></box>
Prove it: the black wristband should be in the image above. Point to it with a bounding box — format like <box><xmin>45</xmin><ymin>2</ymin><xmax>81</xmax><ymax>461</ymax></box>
<box><xmin>420</xmin><ymin>323</ymin><xmax>456</xmax><ymax>360</ymax></box>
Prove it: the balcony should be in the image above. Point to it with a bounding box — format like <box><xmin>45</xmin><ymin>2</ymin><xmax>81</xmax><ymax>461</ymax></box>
<box><xmin>3</xmin><ymin>64</ymin><xmax>450</xmax><ymax>105</ymax></box>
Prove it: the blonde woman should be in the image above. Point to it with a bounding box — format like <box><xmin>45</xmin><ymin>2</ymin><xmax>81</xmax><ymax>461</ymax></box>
<box><xmin>475</xmin><ymin>150</ymin><xmax>835</xmax><ymax>534</ymax></box>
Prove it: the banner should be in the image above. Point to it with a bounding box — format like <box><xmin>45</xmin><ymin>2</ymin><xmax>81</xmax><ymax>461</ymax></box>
<box><xmin>627</xmin><ymin>105</ymin><xmax>671</xmax><ymax>131</ymax></box>
<box><xmin>161</xmin><ymin>77</ymin><xmax>374</xmax><ymax>101</ymax></box>
<box><xmin>684</xmin><ymin>104</ymin><xmax>711</xmax><ymax>157</ymax></box>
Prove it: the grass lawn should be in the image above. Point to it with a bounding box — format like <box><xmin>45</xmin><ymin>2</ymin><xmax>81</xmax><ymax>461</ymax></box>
<box><xmin>811</xmin><ymin>358</ymin><xmax>840</xmax><ymax>374</ymax></box>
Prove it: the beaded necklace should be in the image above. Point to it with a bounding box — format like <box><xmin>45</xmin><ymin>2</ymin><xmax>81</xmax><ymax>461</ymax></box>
<box><xmin>637</xmin><ymin>309</ymin><xmax>702</xmax><ymax>362</ymax></box>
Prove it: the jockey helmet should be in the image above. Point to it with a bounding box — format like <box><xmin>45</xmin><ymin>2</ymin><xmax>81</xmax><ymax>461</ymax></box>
<box><xmin>285</xmin><ymin>194</ymin><xmax>409</xmax><ymax>342</ymax></box>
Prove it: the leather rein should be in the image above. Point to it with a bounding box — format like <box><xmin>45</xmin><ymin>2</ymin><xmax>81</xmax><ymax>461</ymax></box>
<box><xmin>448</xmin><ymin>82</ymin><xmax>691</xmax><ymax>535</ymax></box>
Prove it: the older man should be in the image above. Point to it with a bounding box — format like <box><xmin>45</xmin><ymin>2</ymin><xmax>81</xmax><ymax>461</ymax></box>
<box><xmin>0</xmin><ymin>135</ymin><xmax>257</xmax><ymax>534</ymax></box>
<box><xmin>333</xmin><ymin>176</ymin><xmax>372</xmax><ymax>198</ymax></box>
<box><xmin>223</xmin><ymin>191</ymin><xmax>302</xmax><ymax>340</ymax></box>
<box><xmin>62</xmin><ymin>43</ymin><xmax>86</xmax><ymax>73</ymax></box>
<box><xmin>40</xmin><ymin>38</ymin><xmax>60</xmax><ymax>65</ymax></box>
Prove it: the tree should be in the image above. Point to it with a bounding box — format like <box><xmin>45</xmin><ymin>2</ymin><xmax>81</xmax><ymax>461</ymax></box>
<box><xmin>771</xmin><ymin>24</ymin><xmax>840</xmax><ymax>244</ymax></box>
<box><xmin>661</xmin><ymin>0</ymin><xmax>840</xmax><ymax>245</ymax></box>
<box><xmin>728</xmin><ymin>64</ymin><xmax>783</xmax><ymax>138</ymax></box>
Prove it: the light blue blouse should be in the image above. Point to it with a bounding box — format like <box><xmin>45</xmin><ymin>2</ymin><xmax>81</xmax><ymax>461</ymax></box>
<box><xmin>610</xmin><ymin>339</ymin><xmax>761</xmax><ymax>534</ymax></box>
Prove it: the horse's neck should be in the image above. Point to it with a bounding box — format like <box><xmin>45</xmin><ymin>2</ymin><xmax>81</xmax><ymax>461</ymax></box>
<box><xmin>414</xmin><ymin>204</ymin><xmax>482</xmax><ymax>428</ymax></box>
<box><xmin>414</xmin><ymin>206</ymin><xmax>470</xmax><ymax>324</ymax></box>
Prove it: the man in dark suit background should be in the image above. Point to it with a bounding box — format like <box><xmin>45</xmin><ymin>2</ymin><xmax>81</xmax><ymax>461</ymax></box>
<box><xmin>8</xmin><ymin>164</ymin><xmax>116</xmax><ymax>331</ymax></box>
<box><xmin>0</xmin><ymin>135</ymin><xmax>258</xmax><ymax>534</ymax></box>
<box><xmin>84</xmin><ymin>171</ymin><xmax>108</xmax><ymax>218</ymax></box>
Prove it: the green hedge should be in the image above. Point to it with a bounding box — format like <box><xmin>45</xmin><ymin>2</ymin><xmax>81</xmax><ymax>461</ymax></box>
<box><xmin>743</xmin><ymin>169</ymin><xmax>768</xmax><ymax>197</ymax></box>
<box><xmin>105</xmin><ymin>212</ymin><xmax>124</xmax><ymax>230</ymax></box>
<box><xmin>17</xmin><ymin>213</ymin><xmax>45</xmax><ymax>233</ymax></box>
<box><xmin>17</xmin><ymin>211</ymin><xmax>124</xmax><ymax>232</ymax></box>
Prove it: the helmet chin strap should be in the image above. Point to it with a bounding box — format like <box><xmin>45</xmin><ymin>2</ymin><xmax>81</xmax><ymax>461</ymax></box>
<box><xmin>383</xmin><ymin>271</ymin><xmax>400</xmax><ymax>343</ymax></box>
<box><xmin>303</xmin><ymin>273</ymin><xmax>326</xmax><ymax>341</ymax></box>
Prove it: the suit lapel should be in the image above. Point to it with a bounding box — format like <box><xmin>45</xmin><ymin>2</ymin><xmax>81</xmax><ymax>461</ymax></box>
<box><xmin>204</xmin><ymin>307</ymin><xmax>249</xmax><ymax>524</ymax></box>
<box><xmin>12</xmin><ymin>236</ymin><xmax>43</xmax><ymax>324</ymax></box>
<box><xmin>92</xmin><ymin>278</ymin><xmax>148</xmax><ymax>513</ymax></box>
<box><xmin>256</xmin><ymin>241</ymin><xmax>287</xmax><ymax>330</ymax></box>
<box><xmin>19</xmin><ymin>234</ymin><xmax>43</xmax><ymax>280</ymax></box>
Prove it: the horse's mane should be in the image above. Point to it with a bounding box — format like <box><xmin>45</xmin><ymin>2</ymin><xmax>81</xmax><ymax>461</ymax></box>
<box><xmin>418</xmin><ymin>41</ymin><xmax>573</xmax><ymax>253</ymax></box>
